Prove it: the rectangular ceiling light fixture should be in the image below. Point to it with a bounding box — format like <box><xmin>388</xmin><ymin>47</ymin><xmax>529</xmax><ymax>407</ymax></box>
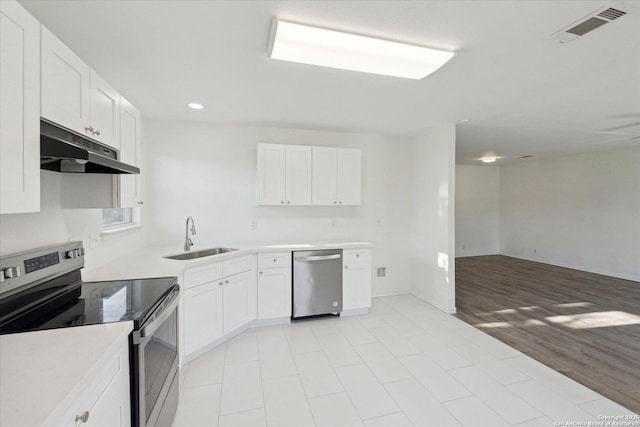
<box><xmin>268</xmin><ymin>19</ymin><xmax>455</xmax><ymax>80</ymax></box>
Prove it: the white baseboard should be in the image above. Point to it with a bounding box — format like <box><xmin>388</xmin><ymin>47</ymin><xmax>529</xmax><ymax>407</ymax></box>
<box><xmin>181</xmin><ymin>323</ymin><xmax>250</xmax><ymax>365</ymax></box>
<box><xmin>251</xmin><ymin>317</ymin><xmax>291</xmax><ymax>328</ymax></box>
<box><xmin>341</xmin><ymin>308</ymin><xmax>369</xmax><ymax>317</ymax></box>
<box><xmin>501</xmin><ymin>254</ymin><xmax>640</xmax><ymax>283</ymax></box>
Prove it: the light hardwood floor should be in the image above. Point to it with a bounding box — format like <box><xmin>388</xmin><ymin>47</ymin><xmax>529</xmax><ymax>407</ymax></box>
<box><xmin>455</xmin><ymin>255</ymin><xmax>640</xmax><ymax>414</ymax></box>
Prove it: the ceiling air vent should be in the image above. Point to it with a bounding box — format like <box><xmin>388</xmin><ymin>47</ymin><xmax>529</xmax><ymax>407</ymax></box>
<box><xmin>552</xmin><ymin>6</ymin><xmax>627</xmax><ymax>44</ymax></box>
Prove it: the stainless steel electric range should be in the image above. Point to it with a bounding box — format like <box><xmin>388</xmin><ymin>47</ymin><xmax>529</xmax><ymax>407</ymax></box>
<box><xmin>0</xmin><ymin>241</ymin><xmax>179</xmax><ymax>427</ymax></box>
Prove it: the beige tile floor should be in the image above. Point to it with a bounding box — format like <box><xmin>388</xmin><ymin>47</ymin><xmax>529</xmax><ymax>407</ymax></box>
<box><xmin>172</xmin><ymin>295</ymin><xmax>637</xmax><ymax>427</ymax></box>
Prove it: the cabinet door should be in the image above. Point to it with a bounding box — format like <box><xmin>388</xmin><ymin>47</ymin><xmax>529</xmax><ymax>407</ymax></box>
<box><xmin>90</xmin><ymin>70</ymin><xmax>120</xmax><ymax>149</ymax></box>
<box><xmin>223</xmin><ymin>272</ymin><xmax>250</xmax><ymax>335</ymax></box>
<box><xmin>85</xmin><ymin>376</ymin><xmax>129</xmax><ymax>427</ymax></box>
<box><xmin>118</xmin><ymin>97</ymin><xmax>142</xmax><ymax>208</ymax></box>
<box><xmin>285</xmin><ymin>145</ymin><xmax>312</xmax><ymax>205</ymax></box>
<box><xmin>257</xmin><ymin>143</ymin><xmax>286</xmax><ymax>205</ymax></box>
<box><xmin>85</xmin><ymin>345</ymin><xmax>131</xmax><ymax>427</ymax></box>
<box><xmin>258</xmin><ymin>268</ymin><xmax>292</xmax><ymax>319</ymax></box>
<box><xmin>45</xmin><ymin>340</ymin><xmax>130</xmax><ymax>427</ymax></box>
<box><xmin>312</xmin><ymin>146</ymin><xmax>338</xmax><ymax>205</ymax></box>
<box><xmin>41</xmin><ymin>25</ymin><xmax>91</xmax><ymax>135</ymax></box>
<box><xmin>0</xmin><ymin>1</ymin><xmax>40</xmax><ymax>214</ymax></box>
<box><xmin>183</xmin><ymin>282</ymin><xmax>222</xmax><ymax>356</ymax></box>
<box><xmin>337</xmin><ymin>148</ymin><xmax>361</xmax><ymax>205</ymax></box>
<box><xmin>343</xmin><ymin>262</ymin><xmax>371</xmax><ymax>311</ymax></box>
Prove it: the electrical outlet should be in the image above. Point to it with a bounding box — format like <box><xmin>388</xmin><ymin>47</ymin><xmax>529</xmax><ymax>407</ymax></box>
<box><xmin>89</xmin><ymin>233</ymin><xmax>101</xmax><ymax>249</ymax></box>
<box><xmin>250</xmin><ymin>220</ymin><xmax>257</xmax><ymax>231</ymax></box>
<box><xmin>461</xmin><ymin>244</ymin><xmax>466</xmax><ymax>250</ymax></box>
<box><xmin>533</xmin><ymin>248</ymin><xmax>537</xmax><ymax>254</ymax></box>
<box><xmin>377</xmin><ymin>267</ymin><xmax>386</xmax><ymax>277</ymax></box>
<box><xmin>331</xmin><ymin>218</ymin><xmax>337</xmax><ymax>228</ymax></box>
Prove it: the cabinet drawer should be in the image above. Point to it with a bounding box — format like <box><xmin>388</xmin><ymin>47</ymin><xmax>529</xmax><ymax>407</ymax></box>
<box><xmin>343</xmin><ymin>249</ymin><xmax>371</xmax><ymax>265</ymax></box>
<box><xmin>258</xmin><ymin>252</ymin><xmax>291</xmax><ymax>269</ymax></box>
<box><xmin>223</xmin><ymin>255</ymin><xmax>252</xmax><ymax>277</ymax></box>
<box><xmin>184</xmin><ymin>261</ymin><xmax>223</xmax><ymax>289</ymax></box>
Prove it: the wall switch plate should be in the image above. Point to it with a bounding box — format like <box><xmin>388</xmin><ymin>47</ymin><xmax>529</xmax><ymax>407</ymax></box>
<box><xmin>377</xmin><ymin>267</ymin><xmax>386</xmax><ymax>277</ymax></box>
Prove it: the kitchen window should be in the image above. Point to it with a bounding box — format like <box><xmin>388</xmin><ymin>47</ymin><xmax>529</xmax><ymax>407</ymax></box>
<box><xmin>102</xmin><ymin>207</ymin><xmax>141</xmax><ymax>233</ymax></box>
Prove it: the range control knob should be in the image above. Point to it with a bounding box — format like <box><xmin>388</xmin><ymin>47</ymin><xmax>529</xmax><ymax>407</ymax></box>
<box><xmin>76</xmin><ymin>248</ymin><xmax>85</xmax><ymax>257</ymax></box>
<box><xmin>3</xmin><ymin>266</ymin><xmax>21</xmax><ymax>279</ymax></box>
<box><xmin>66</xmin><ymin>250</ymin><xmax>77</xmax><ymax>259</ymax></box>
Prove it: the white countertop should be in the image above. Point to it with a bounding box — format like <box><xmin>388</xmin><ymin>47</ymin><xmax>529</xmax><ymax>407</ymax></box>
<box><xmin>0</xmin><ymin>322</ymin><xmax>133</xmax><ymax>427</ymax></box>
<box><xmin>83</xmin><ymin>240</ymin><xmax>371</xmax><ymax>282</ymax></box>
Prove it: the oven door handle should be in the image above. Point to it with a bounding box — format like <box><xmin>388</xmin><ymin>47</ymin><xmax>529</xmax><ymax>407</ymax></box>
<box><xmin>133</xmin><ymin>289</ymin><xmax>179</xmax><ymax>344</ymax></box>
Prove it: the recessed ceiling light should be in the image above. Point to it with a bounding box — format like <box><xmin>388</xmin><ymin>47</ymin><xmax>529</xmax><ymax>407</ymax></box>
<box><xmin>188</xmin><ymin>103</ymin><xmax>204</xmax><ymax>110</ymax></box>
<box><xmin>480</xmin><ymin>156</ymin><xmax>499</xmax><ymax>163</ymax></box>
<box><xmin>268</xmin><ymin>19</ymin><xmax>455</xmax><ymax>80</ymax></box>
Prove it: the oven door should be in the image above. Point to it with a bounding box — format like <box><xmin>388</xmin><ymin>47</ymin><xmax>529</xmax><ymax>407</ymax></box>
<box><xmin>131</xmin><ymin>287</ymin><xmax>179</xmax><ymax>427</ymax></box>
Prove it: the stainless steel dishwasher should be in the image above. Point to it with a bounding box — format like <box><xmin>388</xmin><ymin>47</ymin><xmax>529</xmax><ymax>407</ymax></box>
<box><xmin>292</xmin><ymin>249</ymin><xmax>343</xmax><ymax>318</ymax></box>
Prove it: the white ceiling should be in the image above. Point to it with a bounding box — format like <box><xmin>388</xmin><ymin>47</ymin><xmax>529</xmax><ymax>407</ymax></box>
<box><xmin>19</xmin><ymin>0</ymin><xmax>640</xmax><ymax>165</ymax></box>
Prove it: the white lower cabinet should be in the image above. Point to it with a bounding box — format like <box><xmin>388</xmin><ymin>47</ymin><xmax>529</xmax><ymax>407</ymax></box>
<box><xmin>223</xmin><ymin>271</ymin><xmax>251</xmax><ymax>335</ymax></box>
<box><xmin>180</xmin><ymin>248</ymin><xmax>371</xmax><ymax>360</ymax></box>
<box><xmin>45</xmin><ymin>339</ymin><xmax>130</xmax><ymax>427</ymax></box>
<box><xmin>257</xmin><ymin>252</ymin><xmax>292</xmax><ymax>320</ymax></box>
<box><xmin>183</xmin><ymin>281</ymin><xmax>222</xmax><ymax>356</ymax></box>
<box><xmin>181</xmin><ymin>255</ymin><xmax>256</xmax><ymax>362</ymax></box>
<box><xmin>342</xmin><ymin>249</ymin><xmax>372</xmax><ymax>313</ymax></box>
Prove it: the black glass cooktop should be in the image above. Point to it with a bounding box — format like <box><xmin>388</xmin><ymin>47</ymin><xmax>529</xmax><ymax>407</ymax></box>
<box><xmin>0</xmin><ymin>272</ymin><xmax>178</xmax><ymax>335</ymax></box>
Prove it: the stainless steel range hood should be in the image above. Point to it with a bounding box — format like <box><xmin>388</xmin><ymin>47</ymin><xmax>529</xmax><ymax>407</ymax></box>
<box><xmin>40</xmin><ymin>119</ymin><xmax>139</xmax><ymax>174</ymax></box>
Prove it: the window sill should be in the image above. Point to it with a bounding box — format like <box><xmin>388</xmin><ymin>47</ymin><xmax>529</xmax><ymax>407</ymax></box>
<box><xmin>101</xmin><ymin>223</ymin><xmax>142</xmax><ymax>239</ymax></box>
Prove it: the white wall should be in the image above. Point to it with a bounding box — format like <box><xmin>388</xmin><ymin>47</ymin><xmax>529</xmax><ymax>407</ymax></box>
<box><xmin>455</xmin><ymin>165</ymin><xmax>500</xmax><ymax>257</ymax></box>
<box><xmin>500</xmin><ymin>146</ymin><xmax>640</xmax><ymax>281</ymax></box>
<box><xmin>408</xmin><ymin>125</ymin><xmax>457</xmax><ymax>313</ymax></box>
<box><xmin>0</xmin><ymin>171</ymin><xmax>144</xmax><ymax>271</ymax></box>
<box><xmin>142</xmin><ymin>119</ymin><xmax>415</xmax><ymax>297</ymax></box>
<box><xmin>1</xmin><ymin>118</ymin><xmax>459</xmax><ymax>305</ymax></box>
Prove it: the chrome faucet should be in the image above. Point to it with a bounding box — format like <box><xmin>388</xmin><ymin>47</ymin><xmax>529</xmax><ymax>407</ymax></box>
<box><xmin>184</xmin><ymin>216</ymin><xmax>196</xmax><ymax>251</ymax></box>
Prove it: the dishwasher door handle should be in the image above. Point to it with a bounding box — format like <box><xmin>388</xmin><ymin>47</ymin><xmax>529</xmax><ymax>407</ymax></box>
<box><xmin>295</xmin><ymin>254</ymin><xmax>342</xmax><ymax>262</ymax></box>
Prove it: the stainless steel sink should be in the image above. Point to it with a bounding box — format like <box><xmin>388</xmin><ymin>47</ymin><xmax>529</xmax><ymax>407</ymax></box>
<box><xmin>164</xmin><ymin>247</ymin><xmax>238</xmax><ymax>260</ymax></box>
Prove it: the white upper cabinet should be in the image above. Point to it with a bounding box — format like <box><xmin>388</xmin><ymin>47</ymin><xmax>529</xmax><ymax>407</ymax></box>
<box><xmin>60</xmin><ymin>98</ymin><xmax>142</xmax><ymax>209</ymax></box>
<box><xmin>311</xmin><ymin>146</ymin><xmax>338</xmax><ymax>205</ymax></box>
<box><xmin>0</xmin><ymin>0</ymin><xmax>40</xmax><ymax>214</ymax></box>
<box><xmin>89</xmin><ymin>70</ymin><xmax>120</xmax><ymax>149</ymax></box>
<box><xmin>337</xmin><ymin>148</ymin><xmax>361</xmax><ymax>205</ymax></box>
<box><xmin>257</xmin><ymin>143</ymin><xmax>312</xmax><ymax>205</ymax></box>
<box><xmin>118</xmin><ymin>97</ymin><xmax>142</xmax><ymax>207</ymax></box>
<box><xmin>257</xmin><ymin>143</ymin><xmax>285</xmax><ymax>205</ymax></box>
<box><xmin>258</xmin><ymin>143</ymin><xmax>360</xmax><ymax>206</ymax></box>
<box><xmin>285</xmin><ymin>145</ymin><xmax>312</xmax><ymax>205</ymax></box>
<box><xmin>41</xmin><ymin>26</ymin><xmax>91</xmax><ymax>135</ymax></box>
<box><xmin>41</xmin><ymin>27</ymin><xmax>121</xmax><ymax>149</ymax></box>
<box><xmin>313</xmin><ymin>147</ymin><xmax>361</xmax><ymax>205</ymax></box>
